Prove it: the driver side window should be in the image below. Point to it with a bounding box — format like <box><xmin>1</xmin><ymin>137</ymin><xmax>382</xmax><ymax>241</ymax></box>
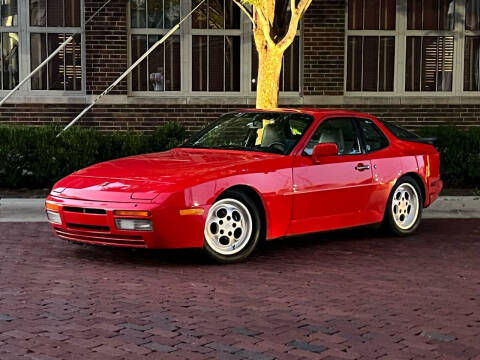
<box><xmin>303</xmin><ymin>118</ymin><xmax>362</xmax><ymax>156</ymax></box>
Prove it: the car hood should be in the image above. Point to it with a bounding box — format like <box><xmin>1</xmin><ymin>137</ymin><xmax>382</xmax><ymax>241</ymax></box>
<box><xmin>52</xmin><ymin>148</ymin><xmax>285</xmax><ymax>202</ymax></box>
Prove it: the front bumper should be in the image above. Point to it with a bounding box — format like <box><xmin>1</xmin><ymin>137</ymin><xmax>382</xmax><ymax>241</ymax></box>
<box><xmin>45</xmin><ymin>195</ymin><xmax>207</xmax><ymax>249</ymax></box>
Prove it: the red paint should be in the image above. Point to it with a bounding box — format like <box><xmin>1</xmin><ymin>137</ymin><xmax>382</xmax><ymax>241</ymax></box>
<box><xmin>46</xmin><ymin>109</ymin><xmax>442</xmax><ymax>249</ymax></box>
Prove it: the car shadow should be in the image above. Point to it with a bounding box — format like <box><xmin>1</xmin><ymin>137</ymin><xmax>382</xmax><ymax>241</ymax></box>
<box><xmin>65</xmin><ymin>225</ymin><xmax>387</xmax><ymax>267</ymax></box>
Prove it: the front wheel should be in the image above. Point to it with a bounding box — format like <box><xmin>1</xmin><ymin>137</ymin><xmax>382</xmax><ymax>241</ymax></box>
<box><xmin>203</xmin><ymin>190</ymin><xmax>261</xmax><ymax>263</ymax></box>
<box><xmin>384</xmin><ymin>176</ymin><xmax>423</xmax><ymax>236</ymax></box>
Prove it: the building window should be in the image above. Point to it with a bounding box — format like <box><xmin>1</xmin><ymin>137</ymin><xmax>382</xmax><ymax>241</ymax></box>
<box><xmin>0</xmin><ymin>32</ymin><xmax>18</xmax><ymax>90</ymax></box>
<box><xmin>130</xmin><ymin>0</ymin><xmax>180</xmax><ymax>29</ymax></box>
<box><xmin>405</xmin><ymin>36</ymin><xmax>454</xmax><ymax>91</ymax></box>
<box><xmin>131</xmin><ymin>35</ymin><xmax>180</xmax><ymax>91</ymax></box>
<box><xmin>405</xmin><ymin>0</ymin><xmax>455</xmax><ymax>92</ymax></box>
<box><xmin>191</xmin><ymin>0</ymin><xmax>239</xmax><ymax>29</ymax></box>
<box><xmin>191</xmin><ymin>0</ymin><xmax>240</xmax><ymax>92</ymax></box>
<box><xmin>130</xmin><ymin>0</ymin><xmax>181</xmax><ymax>92</ymax></box>
<box><xmin>348</xmin><ymin>0</ymin><xmax>396</xmax><ymax>30</ymax></box>
<box><xmin>192</xmin><ymin>35</ymin><xmax>240</xmax><ymax>91</ymax></box>
<box><xmin>0</xmin><ymin>0</ymin><xmax>18</xmax><ymax>90</ymax></box>
<box><xmin>465</xmin><ymin>0</ymin><xmax>480</xmax><ymax>91</ymax></box>
<box><xmin>29</xmin><ymin>0</ymin><xmax>82</xmax><ymax>91</ymax></box>
<box><xmin>1</xmin><ymin>0</ymin><xmax>18</xmax><ymax>27</ymax></box>
<box><xmin>346</xmin><ymin>0</ymin><xmax>396</xmax><ymax>92</ymax></box>
<box><xmin>30</xmin><ymin>0</ymin><xmax>80</xmax><ymax>27</ymax></box>
<box><xmin>345</xmin><ymin>0</ymin><xmax>480</xmax><ymax>94</ymax></box>
<box><xmin>464</xmin><ymin>36</ymin><xmax>480</xmax><ymax>91</ymax></box>
<box><xmin>347</xmin><ymin>36</ymin><xmax>395</xmax><ymax>91</ymax></box>
<box><xmin>129</xmin><ymin>0</ymin><xmax>301</xmax><ymax>95</ymax></box>
<box><xmin>407</xmin><ymin>0</ymin><xmax>454</xmax><ymax>30</ymax></box>
<box><xmin>466</xmin><ymin>0</ymin><xmax>480</xmax><ymax>30</ymax></box>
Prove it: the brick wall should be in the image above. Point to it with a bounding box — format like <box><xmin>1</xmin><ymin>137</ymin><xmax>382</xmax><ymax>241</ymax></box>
<box><xmin>303</xmin><ymin>0</ymin><xmax>345</xmax><ymax>96</ymax></box>
<box><xmin>85</xmin><ymin>0</ymin><xmax>128</xmax><ymax>95</ymax></box>
<box><xmin>1</xmin><ymin>103</ymin><xmax>478</xmax><ymax>133</ymax></box>
<box><xmin>0</xmin><ymin>1</ymin><xmax>479</xmax><ymax>131</ymax></box>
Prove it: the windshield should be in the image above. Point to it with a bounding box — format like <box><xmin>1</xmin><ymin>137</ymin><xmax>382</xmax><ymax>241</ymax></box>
<box><xmin>182</xmin><ymin>112</ymin><xmax>314</xmax><ymax>155</ymax></box>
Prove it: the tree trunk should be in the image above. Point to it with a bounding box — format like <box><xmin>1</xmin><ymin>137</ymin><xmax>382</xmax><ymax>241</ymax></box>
<box><xmin>255</xmin><ymin>46</ymin><xmax>283</xmax><ymax>109</ymax></box>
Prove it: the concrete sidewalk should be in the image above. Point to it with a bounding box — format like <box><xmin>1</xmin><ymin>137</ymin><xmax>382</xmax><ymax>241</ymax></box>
<box><xmin>0</xmin><ymin>196</ymin><xmax>479</xmax><ymax>222</ymax></box>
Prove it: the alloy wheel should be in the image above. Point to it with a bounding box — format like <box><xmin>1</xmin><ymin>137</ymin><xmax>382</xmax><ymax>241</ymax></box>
<box><xmin>391</xmin><ymin>183</ymin><xmax>419</xmax><ymax>230</ymax></box>
<box><xmin>204</xmin><ymin>198</ymin><xmax>253</xmax><ymax>256</ymax></box>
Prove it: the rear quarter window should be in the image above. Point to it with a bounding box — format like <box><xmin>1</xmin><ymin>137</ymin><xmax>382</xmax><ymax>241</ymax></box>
<box><xmin>379</xmin><ymin>120</ymin><xmax>420</xmax><ymax>140</ymax></box>
<box><xmin>358</xmin><ymin>119</ymin><xmax>389</xmax><ymax>152</ymax></box>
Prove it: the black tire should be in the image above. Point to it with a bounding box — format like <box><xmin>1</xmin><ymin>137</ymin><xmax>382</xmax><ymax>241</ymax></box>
<box><xmin>384</xmin><ymin>175</ymin><xmax>423</xmax><ymax>236</ymax></box>
<box><xmin>203</xmin><ymin>190</ymin><xmax>262</xmax><ymax>263</ymax></box>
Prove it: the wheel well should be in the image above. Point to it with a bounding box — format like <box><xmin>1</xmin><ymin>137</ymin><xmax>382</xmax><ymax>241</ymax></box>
<box><xmin>219</xmin><ymin>185</ymin><xmax>267</xmax><ymax>239</ymax></box>
<box><xmin>401</xmin><ymin>172</ymin><xmax>426</xmax><ymax>203</ymax></box>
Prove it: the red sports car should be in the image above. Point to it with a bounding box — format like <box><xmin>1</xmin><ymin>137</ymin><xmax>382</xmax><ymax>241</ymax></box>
<box><xmin>46</xmin><ymin>109</ymin><xmax>442</xmax><ymax>263</ymax></box>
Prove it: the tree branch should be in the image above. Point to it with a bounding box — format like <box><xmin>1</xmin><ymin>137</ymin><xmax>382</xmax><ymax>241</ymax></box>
<box><xmin>277</xmin><ymin>0</ymin><xmax>311</xmax><ymax>52</ymax></box>
<box><xmin>290</xmin><ymin>0</ymin><xmax>296</xmax><ymax>18</ymax></box>
<box><xmin>232</xmin><ymin>0</ymin><xmax>254</xmax><ymax>25</ymax></box>
<box><xmin>296</xmin><ymin>0</ymin><xmax>312</xmax><ymax>17</ymax></box>
<box><xmin>255</xmin><ymin>7</ymin><xmax>276</xmax><ymax>48</ymax></box>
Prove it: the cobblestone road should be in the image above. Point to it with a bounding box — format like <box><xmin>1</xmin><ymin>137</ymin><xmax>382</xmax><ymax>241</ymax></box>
<box><xmin>0</xmin><ymin>220</ymin><xmax>479</xmax><ymax>360</ymax></box>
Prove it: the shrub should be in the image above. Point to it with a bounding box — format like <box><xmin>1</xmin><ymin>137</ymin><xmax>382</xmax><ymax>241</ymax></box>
<box><xmin>0</xmin><ymin>123</ymin><xmax>187</xmax><ymax>188</ymax></box>
<box><xmin>418</xmin><ymin>127</ymin><xmax>480</xmax><ymax>188</ymax></box>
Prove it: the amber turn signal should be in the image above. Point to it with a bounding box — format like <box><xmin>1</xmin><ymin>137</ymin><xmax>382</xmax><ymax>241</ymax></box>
<box><xmin>113</xmin><ymin>210</ymin><xmax>151</xmax><ymax>217</ymax></box>
<box><xmin>179</xmin><ymin>208</ymin><xmax>204</xmax><ymax>216</ymax></box>
<box><xmin>45</xmin><ymin>201</ymin><xmax>61</xmax><ymax>211</ymax></box>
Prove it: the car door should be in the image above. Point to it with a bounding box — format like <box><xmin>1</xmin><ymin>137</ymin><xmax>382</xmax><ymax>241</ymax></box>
<box><xmin>289</xmin><ymin>117</ymin><xmax>374</xmax><ymax>235</ymax></box>
<box><xmin>356</xmin><ymin>117</ymin><xmax>397</xmax><ymax>224</ymax></box>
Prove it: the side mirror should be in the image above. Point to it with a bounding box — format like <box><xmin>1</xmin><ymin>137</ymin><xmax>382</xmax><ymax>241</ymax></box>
<box><xmin>312</xmin><ymin>143</ymin><xmax>338</xmax><ymax>163</ymax></box>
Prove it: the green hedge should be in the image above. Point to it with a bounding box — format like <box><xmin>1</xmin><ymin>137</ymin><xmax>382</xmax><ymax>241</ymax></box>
<box><xmin>418</xmin><ymin>127</ymin><xmax>480</xmax><ymax>188</ymax></box>
<box><xmin>1</xmin><ymin>124</ymin><xmax>478</xmax><ymax>189</ymax></box>
<box><xmin>0</xmin><ymin>123</ymin><xmax>186</xmax><ymax>188</ymax></box>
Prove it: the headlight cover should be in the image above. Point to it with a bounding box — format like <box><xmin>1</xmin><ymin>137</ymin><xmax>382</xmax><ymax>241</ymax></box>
<box><xmin>115</xmin><ymin>218</ymin><xmax>153</xmax><ymax>231</ymax></box>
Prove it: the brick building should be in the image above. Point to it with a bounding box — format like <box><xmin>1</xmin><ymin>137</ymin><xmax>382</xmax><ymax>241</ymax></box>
<box><xmin>0</xmin><ymin>0</ymin><xmax>479</xmax><ymax>133</ymax></box>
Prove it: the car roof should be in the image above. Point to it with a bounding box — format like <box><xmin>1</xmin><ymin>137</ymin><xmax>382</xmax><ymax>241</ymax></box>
<box><xmin>237</xmin><ymin>108</ymin><xmax>373</xmax><ymax>119</ymax></box>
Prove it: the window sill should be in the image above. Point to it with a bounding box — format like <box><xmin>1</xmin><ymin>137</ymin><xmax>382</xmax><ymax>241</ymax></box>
<box><xmin>0</xmin><ymin>93</ymin><xmax>303</xmax><ymax>105</ymax></box>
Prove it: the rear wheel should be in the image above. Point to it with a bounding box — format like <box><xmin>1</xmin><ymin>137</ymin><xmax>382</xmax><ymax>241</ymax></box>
<box><xmin>384</xmin><ymin>176</ymin><xmax>423</xmax><ymax>236</ymax></box>
<box><xmin>203</xmin><ymin>190</ymin><xmax>261</xmax><ymax>263</ymax></box>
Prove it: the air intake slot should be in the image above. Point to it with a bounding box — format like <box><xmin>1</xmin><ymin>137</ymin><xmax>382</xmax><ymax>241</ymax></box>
<box><xmin>66</xmin><ymin>223</ymin><xmax>110</xmax><ymax>231</ymax></box>
<box><xmin>63</xmin><ymin>207</ymin><xmax>106</xmax><ymax>215</ymax></box>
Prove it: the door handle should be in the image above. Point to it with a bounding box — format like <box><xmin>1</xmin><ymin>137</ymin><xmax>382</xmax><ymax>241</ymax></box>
<box><xmin>355</xmin><ymin>163</ymin><xmax>370</xmax><ymax>171</ymax></box>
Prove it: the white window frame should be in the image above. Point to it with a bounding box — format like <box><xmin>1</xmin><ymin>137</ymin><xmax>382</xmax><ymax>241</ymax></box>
<box><xmin>26</xmin><ymin>0</ymin><xmax>85</xmax><ymax>95</ymax></box>
<box><xmin>127</xmin><ymin>0</ymin><xmax>302</xmax><ymax>98</ymax></box>
<box><xmin>345</xmin><ymin>0</ymin><xmax>480</xmax><ymax>97</ymax></box>
<box><xmin>128</xmin><ymin>0</ymin><xmax>184</xmax><ymax>95</ymax></box>
<box><xmin>0</xmin><ymin>0</ymin><xmax>86</xmax><ymax>97</ymax></box>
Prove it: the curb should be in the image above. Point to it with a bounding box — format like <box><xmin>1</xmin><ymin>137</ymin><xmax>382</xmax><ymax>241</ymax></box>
<box><xmin>423</xmin><ymin>196</ymin><xmax>480</xmax><ymax>219</ymax></box>
<box><xmin>0</xmin><ymin>197</ymin><xmax>479</xmax><ymax>223</ymax></box>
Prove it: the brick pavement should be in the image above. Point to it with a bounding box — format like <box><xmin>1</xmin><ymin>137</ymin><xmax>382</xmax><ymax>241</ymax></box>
<box><xmin>0</xmin><ymin>220</ymin><xmax>479</xmax><ymax>360</ymax></box>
